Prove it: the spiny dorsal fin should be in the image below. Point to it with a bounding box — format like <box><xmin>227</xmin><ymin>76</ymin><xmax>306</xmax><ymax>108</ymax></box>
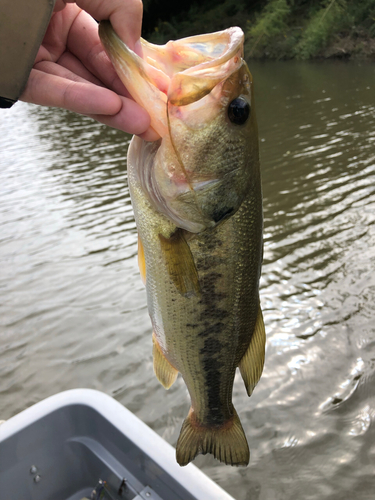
<box><xmin>138</xmin><ymin>234</ymin><xmax>146</xmax><ymax>285</ymax></box>
<box><xmin>239</xmin><ymin>305</ymin><xmax>266</xmax><ymax>396</ymax></box>
<box><xmin>152</xmin><ymin>332</ymin><xmax>178</xmax><ymax>389</ymax></box>
<box><xmin>158</xmin><ymin>229</ymin><xmax>200</xmax><ymax>297</ymax></box>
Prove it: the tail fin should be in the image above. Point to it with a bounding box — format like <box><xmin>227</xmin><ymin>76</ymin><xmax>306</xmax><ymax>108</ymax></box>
<box><xmin>176</xmin><ymin>408</ymin><xmax>249</xmax><ymax>466</ymax></box>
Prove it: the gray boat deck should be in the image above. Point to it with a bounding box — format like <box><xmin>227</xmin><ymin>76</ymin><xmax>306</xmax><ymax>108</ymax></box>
<box><xmin>0</xmin><ymin>389</ymin><xmax>236</xmax><ymax>500</ymax></box>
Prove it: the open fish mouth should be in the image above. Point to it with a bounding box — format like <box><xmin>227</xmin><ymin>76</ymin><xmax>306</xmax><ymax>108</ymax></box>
<box><xmin>99</xmin><ymin>21</ymin><xmax>244</xmax><ymax>112</ymax></box>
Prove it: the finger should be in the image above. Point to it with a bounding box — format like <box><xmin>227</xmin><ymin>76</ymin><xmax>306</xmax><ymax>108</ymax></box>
<box><xmin>35</xmin><ymin>58</ymin><xmax>102</xmax><ymax>87</ymax></box>
<box><xmin>20</xmin><ymin>68</ymin><xmax>123</xmax><ymax>116</ymax></box>
<box><xmin>54</xmin><ymin>0</ymin><xmax>69</xmax><ymax>12</ymax></box>
<box><xmin>20</xmin><ymin>69</ymin><xmax>155</xmax><ymax>136</ymax></box>
<box><xmin>56</xmin><ymin>52</ymin><xmax>104</xmax><ymax>86</ymax></box>
<box><xmin>66</xmin><ymin>10</ymin><xmax>128</xmax><ymax>96</ymax></box>
<box><xmin>88</xmin><ymin>95</ymin><xmax>154</xmax><ymax>136</ymax></box>
<box><xmin>138</xmin><ymin>128</ymin><xmax>161</xmax><ymax>142</ymax></box>
<box><xmin>38</xmin><ymin>3</ymin><xmax>81</xmax><ymax>62</ymax></box>
<box><xmin>75</xmin><ymin>0</ymin><xmax>143</xmax><ymax>50</ymax></box>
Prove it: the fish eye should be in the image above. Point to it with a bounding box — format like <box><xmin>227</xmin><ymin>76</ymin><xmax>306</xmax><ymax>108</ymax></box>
<box><xmin>228</xmin><ymin>97</ymin><xmax>250</xmax><ymax>125</ymax></box>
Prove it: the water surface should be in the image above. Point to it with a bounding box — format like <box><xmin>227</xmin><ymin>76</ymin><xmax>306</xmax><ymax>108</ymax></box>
<box><xmin>1</xmin><ymin>60</ymin><xmax>375</xmax><ymax>499</ymax></box>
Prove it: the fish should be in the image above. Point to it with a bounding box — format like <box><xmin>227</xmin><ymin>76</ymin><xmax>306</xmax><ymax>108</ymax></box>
<box><xmin>99</xmin><ymin>21</ymin><xmax>265</xmax><ymax>467</ymax></box>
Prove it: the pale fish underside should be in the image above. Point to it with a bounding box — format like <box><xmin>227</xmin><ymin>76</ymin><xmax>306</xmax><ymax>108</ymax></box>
<box><xmin>99</xmin><ymin>21</ymin><xmax>266</xmax><ymax>467</ymax></box>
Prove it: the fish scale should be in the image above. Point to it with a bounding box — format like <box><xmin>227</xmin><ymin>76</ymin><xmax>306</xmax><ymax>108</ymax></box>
<box><xmin>100</xmin><ymin>21</ymin><xmax>266</xmax><ymax>467</ymax></box>
<box><xmin>128</xmin><ymin>136</ymin><xmax>262</xmax><ymax>462</ymax></box>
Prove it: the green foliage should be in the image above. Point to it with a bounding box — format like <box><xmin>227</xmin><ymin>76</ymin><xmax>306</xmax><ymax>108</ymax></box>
<box><xmin>245</xmin><ymin>0</ymin><xmax>294</xmax><ymax>58</ymax></box>
<box><xmin>294</xmin><ymin>0</ymin><xmax>348</xmax><ymax>59</ymax></box>
<box><xmin>248</xmin><ymin>0</ymin><xmax>291</xmax><ymax>40</ymax></box>
<box><xmin>244</xmin><ymin>0</ymin><xmax>375</xmax><ymax>59</ymax></box>
<box><xmin>294</xmin><ymin>0</ymin><xmax>375</xmax><ymax>58</ymax></box>
<box><xmin>142</xmin><ymin>0</ymin><xmax>375</xmax><ymax>59</ymax></box>
<box><xmin>147</xmin><ymin>0</ymin><xmax>250</xmax><ymax>43</ymax></box>
<box><xmin>346</xmin><ymin>0</ymin><xmax>375</xmax><ymax>36</ymax></box>
<box><xmin>346</xmin><ymin>0</ymin><xmax>375</xmax><ymax>23</ymax></box>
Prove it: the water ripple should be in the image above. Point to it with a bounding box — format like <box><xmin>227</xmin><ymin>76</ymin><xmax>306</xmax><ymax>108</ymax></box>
<box><xmin>1</xmin><ymin>61</ymin><xmax>375</xmax><ymax>499</ymax></box>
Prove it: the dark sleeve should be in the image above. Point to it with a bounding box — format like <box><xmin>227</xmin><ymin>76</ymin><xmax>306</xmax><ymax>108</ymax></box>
<box><xmin>0</xmin><ymin>0</ymin><xmax>55</xmax><ymax>108</ymax></box>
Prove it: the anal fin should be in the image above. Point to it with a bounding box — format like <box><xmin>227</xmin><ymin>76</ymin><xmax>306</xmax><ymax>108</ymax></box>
<box><xmin>152</xmin><ymin>332</ymin><xmax>178</xmax><ymax>389</ymax></box>
<box><xmin>239</xmin><ymin>305</ymin><xmax>266</xmax><ymax>396</ymax></box>
<box><xmin>158</xmin><ymin>229</ymin><xmax>200</xmax><ymax>297</ymax></box>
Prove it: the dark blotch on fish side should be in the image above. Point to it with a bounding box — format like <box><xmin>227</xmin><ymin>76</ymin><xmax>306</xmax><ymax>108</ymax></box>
<box><xmin>200</xmin><ymin>337</ymin><xmax>226</xmax><ymax>425</ymax></box>
<box><xmin>197</xmin><ymin>321</ymin><xmax>225</xmax><ymax>338</ymax></box>
<box><xmin>197</xmin><ymin>266</ymin><xmax>229</xmax><ymax>425</ymax></box>
<box><xmin>211</xmin><ymin>206</ymin><xmax>234</xmax><ymax>223</ymax></box>
<box><xmin>189</xmin><ymin>232</ymin><xmax>233</xmax><ymax>425</ymax></box>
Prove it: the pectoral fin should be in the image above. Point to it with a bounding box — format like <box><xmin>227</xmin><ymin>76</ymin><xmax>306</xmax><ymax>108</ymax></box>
<box><xmin>138</xmin><ymin>234</ymin><xmax>146</xmax><ymax>285</ymax></box>
<box><xmin>158</xmin><ymin>229</ymin><xmax>200</xmax><ymax>297</ymax></box>
<box><xmin>152</xmin><ymin>332</ymin><xmax>178</xmax><ymax>389</ymax></box>
<box><xmin>239</xmin><ymin>305</ymin><xmax>266</xmax><ymax>396</ymax></box>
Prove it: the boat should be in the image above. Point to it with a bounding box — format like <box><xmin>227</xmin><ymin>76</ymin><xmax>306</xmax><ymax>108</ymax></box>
<box><xmin>0</xmin><ymin>389</ymin><xmax>236</xmax><ymax>500</ymax></box>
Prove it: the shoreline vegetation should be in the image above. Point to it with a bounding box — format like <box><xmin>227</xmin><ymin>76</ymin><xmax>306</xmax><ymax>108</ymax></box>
<box><xmin>142</xmin><ymin>0</ymin><xmax>375</xmax><ymax>60</ymax></box>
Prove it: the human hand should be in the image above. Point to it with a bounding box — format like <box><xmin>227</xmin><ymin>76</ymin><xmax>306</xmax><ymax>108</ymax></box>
<box><xmin>20</xmin><ymin>0</ymin><xmax>159</xmax><ymax>140</ymax></box>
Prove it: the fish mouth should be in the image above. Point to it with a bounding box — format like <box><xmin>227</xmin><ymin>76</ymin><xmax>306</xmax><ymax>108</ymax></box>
<box><xmin>99</xmin><ymin>21</ymin><xmax>244</xmax><ymax>137</ymax></box>
<box><xmin>101</xmin><ymin>22</ymin><xmax>250</xmax><ymax>233</ymax></box>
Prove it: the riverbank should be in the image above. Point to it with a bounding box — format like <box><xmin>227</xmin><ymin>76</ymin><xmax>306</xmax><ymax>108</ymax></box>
<box><xmin>245</xmin><ymin>32</ymin><xmax>375</xmax><ymax>61</ymax></box>
<box><xmin>143</xmin><ymin>0</ymin><xmax>375</xmax><ymax>61</ymax></box>
<box><xmin>312</xmin><ymin>34</ymin><xmax>375</xmax><ymax>60</ymax></box>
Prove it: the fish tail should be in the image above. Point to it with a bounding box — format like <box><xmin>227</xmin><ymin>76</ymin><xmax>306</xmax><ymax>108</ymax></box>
<box><xmin>176</xmin><ymin>407</ymin><xmax>249</xmax><ymax>467</ymax></box>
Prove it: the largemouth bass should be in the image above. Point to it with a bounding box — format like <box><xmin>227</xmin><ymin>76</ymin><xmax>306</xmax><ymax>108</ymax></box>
<box><xmin>99</xmin><ymin>22</ymin><xmax>265</xmax><ymax>467</ymax></box>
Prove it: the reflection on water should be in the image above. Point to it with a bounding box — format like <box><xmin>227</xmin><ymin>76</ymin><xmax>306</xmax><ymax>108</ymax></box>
<box><xmin>1</xmin><ymin>61</ymin><xmax>375</xmax><ymax>499</ymax></box>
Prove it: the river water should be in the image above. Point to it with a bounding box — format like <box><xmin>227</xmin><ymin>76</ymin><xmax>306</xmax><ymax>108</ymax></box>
<box><xmin>1</xmin><ymin>60</ymin><xmax>375</xmax><ymax>499</ymax></box>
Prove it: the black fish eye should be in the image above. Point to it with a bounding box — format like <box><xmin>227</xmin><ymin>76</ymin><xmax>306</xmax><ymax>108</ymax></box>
<box><xmin>228</xmin><ymin>97</ymin><xmax>250</xmax><ymax>125</ymax></box>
